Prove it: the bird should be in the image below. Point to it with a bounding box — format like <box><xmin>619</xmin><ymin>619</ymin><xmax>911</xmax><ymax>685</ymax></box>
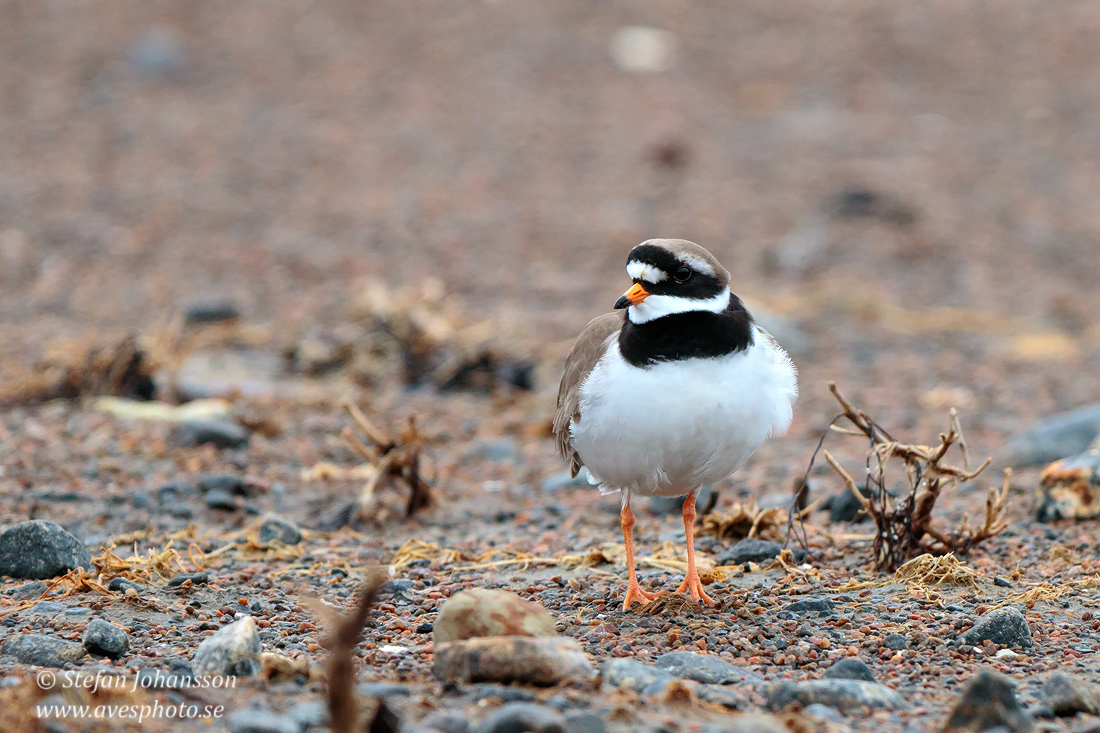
<box><xmin>554</xmin><ymin>239</ymin><xmax>798</xmax><ymax>610</ymax></box>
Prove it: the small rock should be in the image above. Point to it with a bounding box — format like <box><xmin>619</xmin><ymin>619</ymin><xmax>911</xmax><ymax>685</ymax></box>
<box><xmin>648</xmin><ymin>485</ymin><xmax>715</xmax><ymax>515</ymax></box>
<box><xmin>1</xmin><ymin>635</ymin><xmax>86</xmax><ymax>667</ymax></box>
<box><xmin>257</xmin><ymin>515</ymin><xmax>303</xmax><ymax>545</ymax></box>
<box><xmin>176</xmin><ymin>419</ymin><xmax>249</xmax><ymax>449</ymax></box>
<box><xmin>600</xmin><ymin>658</ymin><xmax>674</xmax><ymax>692</ymax></box>
<box><xmin>286</xmin><ymin>701</ymin><xmax>330</xmax><ymax>730</ymax></box>
<box><xmin>165</xmin><ymin>503</ymin><xmax>194</xmax><ymax>519</ymax></box>
<box><xmin>226</xmin><ymin>709</ymin><xmax>299</xmax><ymax>733</ymax></box>
<box><xmin>0</xmin><ymin>520</ymin><xmax>93</xmax><ymax>579</ymax></box>
<box><xmin>942</xmin><ymin>669</ymin><xmax>1033</xmax><ymax>732</ymax></box>
<box><xmin>192</xmin><ymin>615</ymin><xmax>261</xmax><ymax>677</ymax></box>
<box><xmin>474</xmin><ymin>702</ymin><xmax>563</xmax><ymax>733</ymax></box>
<box><xmin>822</xmin><ymin>658</ymin><xmax>875</xmax><ymax>682</ymax></box>
<box><xmin>205</xmin><ymin>489</ymin><xmax>239</xmax><ymax>510</ymax></box>
<box><xmin>783</xmin><ymin>598</ymin><xmax>836</xmax><ymax>615</ymax></box>
<box><xmin>420</xmin><ymin>711</ymin><xmax>470</xmax><ymax>733</ymax></box>
<box><xmin>719</xmin><ymin>538</ymin><xmax>785</xmax><ymax>565</ymax></box>
<box><xmin>960</xmin><ymin>608</ymin><xmax>1034</xmax><ymax>649</ymax></box>
<box><xmin>766</xmin><ymin>679</ymin><xmax>910</xmax><ymax>713</ymax></box>
<box><xmin>83</xmin><ymin>618</ymin><xmax>130</xmax><ymax>659</ymax></box>
<box><xmin>167</xmin><ymin>571</ymin><xmax>209</xmax><ymax>587</ymax></box>
<box><xmin>995</xmin><ymin>649</ymin><xmax>1018</xmax><ymax>661</ymax></box>
<box><xmin>826</xmin><ymin>485</ymin><xmax>878</xmax><ymax>523</ymax></box>
<box><xmin>434</xmin><ymin>636</ymin><xmax>592</xmax><ymax>686</ymax></box>
<box><xmin>434</xmin><ymin>589</ymin><xmax>557</xmax><ymax>644</ymax></box>
<box><xmin>694</xmin><ymin>684</ymin><xmax>750</xmax><ymax>709</ymax></box>
<box><xmin>655</xmin><ymin>651</ymin><xmax>763</xmax><ymax>685</ymax></box>
<box><xmin>12</xmin><ymin>581</ymin><xmax>48</xmax><ymax>600</ymax></box>
<box><xmin>198</xmin><ymin>474</ymin><xmax>248</xmax><ymax>495</ymax></box>
<box><xmin>184</xmin><ymin>300</ymin><xmax>239</xmax><ymax>325</ymax></box>
<box><xmin>883</xmin><ymin>633</ymin><xmax>908</xmax><ymax>651</ymax></box>
<box><xmin>31</xmin><ymin>601</ymin><xmax>65</xmax><ymax>615</ymax></box>
<box><xmin>107</xmin><ymin>577</ymin><xmax>143</xmax><ymax>594</ymax></box>
<box><xmin>1043</xmin><ymin>672</ymin><xmax>1100</xmax><ymax>716</ymax></box>
<box><xmin>1036</xmin><ymin>449</ymin><xmax>1100</xmax><ymax>522</ymax></box>
<box><xmin>158</xmin><ymin>481</ymin><xmax>196</xmax><ymax>499</ymax></box>
<box><xmin>998</xmin><ymin>403</ymin><xmax>1100</xmax><ymax>468</ymax></box>
<box><xmin>562</xmin><ymin>712</ymin><xmax>605</xmax><ymax>733</ymax></box>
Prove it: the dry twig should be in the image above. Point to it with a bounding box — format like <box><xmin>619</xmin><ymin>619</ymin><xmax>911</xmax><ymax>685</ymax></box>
<box><xmin>326</xmin><ymin>568</ymin><xmax>387</xmax><ymax>733</ymax></box>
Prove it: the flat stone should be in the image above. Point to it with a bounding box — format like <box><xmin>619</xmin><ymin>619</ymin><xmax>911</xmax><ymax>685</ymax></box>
<box><xmin>204</xmin><ymin>488</ymin><xmax>239</xmax><ymax>510</ymax></box>
<box><xmin>192</xmin><ymin>615</ymin><xmax>261</xmax><ymax>677</ymax></box>
<box><xmin>83</xmin><ymin>618</ymin><xmax>130</xmax><ymax>659</ymax></box>
<box><xmin>942</xmin><ymin>669</ymin><xmax>1033</xmax><ymax>732</ymax></box>
<box><xmin>822</xmin><ymin>658</ymin><xmax>875</xmax><ymax>682</ymax></box>
<box><xmin>1</xmin><ymin>634</ymin><xmax>86</xmax><ymax>667</ymax></box>
<box><xmin>719</xmin><ymin>538</ymin><xmax>784</xmax><ymax>565</ymax></box>
<box><xmin>12</xmin><ymin>581</ymin><xmax>48</xmax><ymax>600</ymax></box>
<box><xmin>600</xmin><ymin>658</ymin><xmax>675</xmax><ymax>692</ymax></box>
<box><xmin>257</xmin><ymin>515</ymin><xmax>303</xmax><ymax>545</ymax></box>
<box><xmin>1043</xmin><ymin>672</ymin><xmax>1100</xmax><ymax>716</ymax></box>
<box><xmin>197</xmin><ymin>474</ymin><xmax>248</xmax><ymax>495</ymax></box>
<box><xmin>998</xmin><ymin>403</ymin><xmax>1100</xmax><ymax>468</ymax></box>
<box><xmin>30</xmin><ymin>601</ymin><xmax>65</xmax><ymax>615</ymax></box>
<box><xmin>765</xmin><ymin>679</ymin><xmax>910</xmax><ymax>713</ymax></box>
<box><xmin>562</xmin><ymin>712</ymin><xmax>605</xmax><ymax>733</ymax></box>
<box><xmin>473</xmin><ymin>702</ymin><xmax>563</xmax><ymax>733</ymax></box>
<box><xmin>783</xmin><ymin>598</ymin><xmax>836</xmax><ymax>615</ymax></box>
<box><xmin>107</xmin><ymin>577</ymin><xmax>144</xmax><ymax>594</ymax></box>
<box><xmin>960</xmin><ymin>607</ymin><xmax>1034</xmax><ymax>648</ymax></box>
<box><xmin>226</xmin><ymin>709</ymin><xmax>299</xmax><ymax>733</ymax></box>
<box><xmin>655</xmin><ymin>651</ymin><xmax>763</xmax><ymax>685</ymax></box>
<box><xmin>434</xmin><ymin>636</ymin><xmax>592</xmax><ymax>686</ymax></box>
<box><xmin>0</xmin><ymin>520</ymin><xmax>93</xmax><ymax>579</ymax></box>
<box><xmin>176</xmin><ymin>419</ymin><xmax>250</xmax><ymax>449</ymax></box>
<box><xmin>434</xmin><ymin>588</ymin><xmax>557</xmax><ymax>644</ymax></box>
<box><xmin>168</xmin><ymin>571</ymin><xmax>209</xmax><ymax>588</ymax></box>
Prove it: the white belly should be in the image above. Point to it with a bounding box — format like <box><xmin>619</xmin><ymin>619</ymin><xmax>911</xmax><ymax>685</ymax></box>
<box><xmin>570</xmin><ymin>326</ymin><xmax>797</xmax><ymax>497</ymax></box>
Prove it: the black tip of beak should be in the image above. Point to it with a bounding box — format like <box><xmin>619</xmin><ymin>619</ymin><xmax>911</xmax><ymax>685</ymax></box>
<box><xmin>614</xmin><ymin>296</ymin><xmax>630</xmax><ymax>310</ymax></box>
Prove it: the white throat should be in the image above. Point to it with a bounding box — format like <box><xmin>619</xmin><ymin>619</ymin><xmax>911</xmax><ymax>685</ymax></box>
<box><xmin>628</xmin><ymin>287</ymin><xmax>731</xmax><ymax>325</ymax></box>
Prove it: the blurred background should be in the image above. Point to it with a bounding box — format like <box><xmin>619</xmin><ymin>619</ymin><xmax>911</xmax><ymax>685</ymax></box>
<box><xmin>2</xmin><ymin>1</ymin><xmax>1100</xmax><ymax>454</ymax></box>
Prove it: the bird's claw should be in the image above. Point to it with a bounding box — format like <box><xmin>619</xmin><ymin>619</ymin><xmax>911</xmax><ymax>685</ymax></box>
<box><xmin>675</xmin><ymin>571</ymin><xmax>716</xmax><ymax>605</ymax></box>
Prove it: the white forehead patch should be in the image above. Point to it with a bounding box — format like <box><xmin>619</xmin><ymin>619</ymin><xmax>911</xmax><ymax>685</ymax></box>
<box><xmin>626</xmin><ymin>261</ymin><xmax>668</xmax><ymax>283</ymax></box>
<box><xmin>678</xmin><ymin>255</ymin><xmax>715</xmax><ymax>277</ymax></box>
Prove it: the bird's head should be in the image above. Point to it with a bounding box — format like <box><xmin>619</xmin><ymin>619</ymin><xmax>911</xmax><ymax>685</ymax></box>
<box><xmin>615</xmin><ymin>239</ymin><xmax>732</xmax><ymax>324</ymax></box>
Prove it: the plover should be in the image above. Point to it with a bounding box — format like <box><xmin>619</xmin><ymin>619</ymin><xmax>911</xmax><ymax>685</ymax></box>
<box><xmin>554</xmin><ymin>239</ymin><xmax>798</xmax><ymax>609</ymax></box>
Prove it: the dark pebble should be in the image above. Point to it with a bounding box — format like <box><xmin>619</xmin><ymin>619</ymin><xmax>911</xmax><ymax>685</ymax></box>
<box><xmin>83</xmin><ymin>618</ymin><xmax>130</xmax><ymax>659</ymax></box>
<box><xmin>176</xmin><ymin>420</ymin><xmax>250</xmax><ymax>449</ymax></box>
<box><xmin>942</xmin><ymin>669</ymin><xmax>1032</xmax><ymax>733</ymax></box>
<box><xmin>168</xmin><ymin>571</ymin><xmax>209</xmax><ymax>587</ymax></box>
<box><xmin>822</xmin><ymin>658</ymin><xmax>875</xmax><ymax>682</ymax></box>
<box><xmin>257</xmin><ymin>515</ymin><xmax>303</xmax><ymax>545</ymax></box>
<box><xmin>205</xmin><ymin>489</ymin><xmax>239</xmax><ymax>510</ymax></box>
<box><xmin>0</xmin><ymin>520</ymin><xmax>93</xmax><ymax>580</ymax></box>
<box><xmin>107</xmin><ymin>577</ymin><xmax>144</xmax><ymax>594</ymax></box>
<box><xmin>883</xmin><ymin>633</ymin><xmax>908</xmax><ymax>651</ymax></box>
<box><xmin>783</xmin><ymin>598</ymin><xmax>836</xmax><ymax>615</ymax></box>
<box><xmin>959</xmin><ymin>608</ymin><xmax>1033</xmax><ymax>649</ymax></box>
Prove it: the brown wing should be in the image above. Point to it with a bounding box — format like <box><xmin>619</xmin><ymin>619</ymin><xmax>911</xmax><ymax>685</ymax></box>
<box><xmin>553</xmin><ymin>312</ymin><xmax>622</xmax><ymax>477</ymax></box>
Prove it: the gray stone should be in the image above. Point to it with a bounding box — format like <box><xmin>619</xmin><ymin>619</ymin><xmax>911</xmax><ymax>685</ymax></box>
<box><xmin>998</xmin><ymin>403</ymin><xmax>1100</xmax><ymax>468</ymax></box>
<box><xmin>0</xmin><ymin>521</ymin><xmax>92</xmax><ymax>579</ymax></box>
<box><xmin>648</xmin><ymin>485</ymin><xmax>715</xmax><ymax>515</ymax></box>
<box><xmin>802</xmin><ymin>703</ymin><xmax>846</xmax><ymax>724</ymax></box>
<box><xmin>600</xmin><ymin>658</ymin><xmax>674</xmax><ymax>692</ymax></box>
<box><xmin>1</xmin><ymin>634</ymin><xmax>86</xmax><ymax>667</ymax></box>
<box><xmin>205</xmin><ymin>489</ymin><xmax>239</xmax><ymax>510</ymax></box>
<box><xmin>83</xmin><ymin>618</ymin><xmax>129</xmax><ymax>659</ymax></box>
<box><xmin>783</xmin><ymin>597</ymin><xmax>836</xmax><ymax>615</ymax></box>
<box><xmin>822</xmin><ymin>658</ymin><xmax>875</xmax><ymax>682</ymax></box>
<box><xmin>257</xmin><ymin>515</ymin><xmax>303</xmax><ymax>545</ymax></box>
<box><xmin>30</xmin><ymin>601</ymin><xmax>65</xmax><ymax>615</ymax></box>
<box><xmin>168</xmin><ymin>571</ymin><xmax>209</xmax><ymax>588</ymax></box>
<box><xmin>474</xmin><ymin>702</ymin><xmax>563</xmax><ymax>733</ymax></box>
<box><xmin>1042</xmin><ymin>671</ymin><xmax>1100</xmax><ymax>716</ymax></box>
<box><xmin>960</xmin><ymin>608</ymin><xmax>1033</xmax><ymax>649</ymax></box>
<box><xmin>12</xmin><ymin>581</ymin><xmax>48</xmax><ymax>600</ymax></box>
<box><xmin>420</xmin><ymin>711</ymin><xmax>470</xmax><ymax>733</ymax></box>
<box><xmin>655</xmin><ymin>651</ymin><xmax>763</xmax><ymax>685</ymax></box>
<box><xmin>184</xmin><ymin>301</ymin><xmax>239</xmax><ymax>325</ymax></box>
<box><xmin>198</xmin><ymin>474</ymin><xmax>247</xmax><ymax>495</ymax></box>
<box><xmin>883</xmin><ymin>633</ymin><xmax>908</xmax><ymax>650</ymax></box>
<box><xmin>765</xmin><ymin>679</ymin><xmax>910</xmax><ymax>713</ymax></box>
<box><xmin>695</xmin><ymin>684</ymin><xmax>750</xmax><ymax>709</ymax></box>
<box><xmin>107</xmin><ymin>577</ymin><xmax>143</xmax><ymax>594</ymax></box>
<box><xmin>942</xmin><ymin>669</ymin><xmax>1033</xmax><ymax>732</ymax></box>
<box><xmin>434</xmin><ymin>637</ymin><xmax>592</xmax><ymax>686</ymax></box>
<box><xmin>562</xmin><ymin>712</ymin><xmax>604</xmax><ymax>733</ymax></box>
<box><xmin>176</xmin><ymin>419</ymin><xmax>249</xmax><ymax>449</ymax></box>
<box><xmin>226</xmin><ymin>709</ymin><xmax>299</xmax><ymax>733</ymax></box>
<box><xmin>719</xmin><ymin>538</ymin><xmax>784</xmax><ymax>565</ymax></box>
<box><xmin>192</xmin><ymin>615</ymin><xmax>261</xmax><ymax>677</ymax></box>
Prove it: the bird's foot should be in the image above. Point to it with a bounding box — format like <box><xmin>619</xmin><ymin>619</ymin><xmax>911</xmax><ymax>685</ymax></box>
<box><xmin>675</xmin><ymin>570</ymin><xmax>716</xmax><ymax>605</ymax></box>
<box><xmin>622</xmin><ymin>582</ymin><xmax>663</xmax><ymax>611</ymax></box>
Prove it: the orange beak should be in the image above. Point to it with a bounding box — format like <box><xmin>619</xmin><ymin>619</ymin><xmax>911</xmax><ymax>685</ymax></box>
<box><xmin>614</xmin><ymin>282</ymin><xmax>649</xmax><ymax>309</ymax></box>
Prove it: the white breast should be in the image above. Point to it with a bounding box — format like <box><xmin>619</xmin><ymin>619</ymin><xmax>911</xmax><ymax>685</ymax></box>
<box><xmin>569</xmin><ymin>326</ymin><xmax>797</xmax><ymax>497</ymax></box>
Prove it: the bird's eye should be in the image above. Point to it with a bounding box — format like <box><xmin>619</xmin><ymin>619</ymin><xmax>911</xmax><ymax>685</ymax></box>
<box><xmin>674</xmin><ymin>267</ymin><xmax>692</xmax><ymax>283</ymax></box>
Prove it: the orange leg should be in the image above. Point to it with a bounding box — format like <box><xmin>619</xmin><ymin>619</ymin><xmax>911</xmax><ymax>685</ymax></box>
<box><xmin>621</xmin><ymin>502</ymin><xmax>661</xmax><ymax>611</ymax></box>
<box><xmin>675</xmin><ymin>491</ymin><xmax>716</xmax><ymax>605</ymax></box>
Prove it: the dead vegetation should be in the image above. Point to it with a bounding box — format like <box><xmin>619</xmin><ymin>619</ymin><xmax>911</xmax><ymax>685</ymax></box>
<box><xmin>324</xmin><ymin>568</ymin><xmax>389</xmax><ymax>733</ymax></box>
<box><xmin>815</xmin><ymin>382</ymin><xmax>1010</xmax><ymax>571</ymax></box>
<box><xmin>699</xmin><ymin>501</ymin><xmax>805</xmax><ymax>542</ymax></box>
<box><xmin>284</xmin><ymin>279</ymin><xmax>535</xmax><ymax>394</ymax></box>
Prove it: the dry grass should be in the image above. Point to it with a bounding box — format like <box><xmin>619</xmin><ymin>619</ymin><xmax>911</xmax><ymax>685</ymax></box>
<box><xmin>892</xmin><ymin>553</ymin><xmax>983</xmax><ymax>590</ymax></box>
<box><xmin>698</xmin><ymin>502</ymin><xmax>790</xmax><ymax>542</ymax></box>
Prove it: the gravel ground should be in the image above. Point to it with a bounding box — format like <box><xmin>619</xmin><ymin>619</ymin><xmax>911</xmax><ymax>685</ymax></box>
<box><xmin>2</xmin><ymin>2</ymin><xmax>1100</xmax><ymax>732</ymax></box>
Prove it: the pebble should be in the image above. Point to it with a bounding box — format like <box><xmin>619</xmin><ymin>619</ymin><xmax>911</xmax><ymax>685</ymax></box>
<box><xmin>434</xmin><ymin>589</ymin><xmax>557</xmax><ymax>644</ymax></box>
<box><xmin>822</xmin><ymin>658</ymin><xmax>875</xmax><ymax>682</ymax></box>
<box><xmin>942</xmin><ymin>669</ymin><xmax>1033</xmax><ymax>732</ymax></box>
<box><xmin>463</xmin><ymin>683</ymin><xmax>536</xmax><ymax>703</ymax></box>
<box><xmin>694</xmin><ymin>684</ymin><xmax>750</xmax><ymax>709</ymax></box>
<box><xmin>175</xmin><ymin>419</ymin><xmax>250</xmax><ymax>449</ymax></box>
<box><xmin>107</xmin><ymin>577</ymin><xmax>144</xmax><ymax>594</ymax></box>
<box><xmin>719</xmin><ymin>538</ymin><xmax>786</xmax><ymax>565</ymax></box>
<box><xmin>998</xmin><ymin>402</ymin><xmax>1100</xmax><ymax>468</ymax></box>
<box><xmin>562</xmin><ymin>712</ymin><xmax>605</xmax><ymax>733</ymax></box>
<box><xmin>0</xmin><ymin>520</ymin><xmax>93</xmax><ymax>579</ymax></box>
<box><xmin>83</xmin><ymin>618</ymin><xmax>130</xmax><ymax>659</ymax></box>
<box><xmin>184</xmin><ymin>300</ymin><xmax>240</xmax><ymax>325</ymax></box>
<box><xmin>31</xmin><ymin>601</ymin><xmax>66</xmax><ymax>615</ymax></box>
<box><xmin>434</xmin><ymin>636</ymin><xmax>592</xmax><ymax>686</ymax></box>
<box><xmin>655</xmin><ymin>651</ymin><xmax>763</xmax><ymax>685</ymax></box>
<box><xmin>168</xmin><ymin>571</ymin><xmax>209</xmax><ymax>587</ymax></box>
<box><xmin>198</xmin><ymin>474</ymin><xmax>248</xmax><ymax>495</ymax></box>
<box><xmin>1042</xmin><ymin>671</ymin><xmax>1100</xmax><ymax>716</ymax></box>
<box><xmin>782</xmin><ymin>597</ymin><xmax>836</xmax><ymax>615</ymax></box>
<box><xmin>192</xmin><ymin>615</ymin><xmax>261</xmax><ymax>677</ymax></box>
<box><xmin>473</xmin><ymin>702</ymin><xmax>563</xmax><ymax>733</ymax></box>
<box><xmin>883</xmin><ymin>633</ymin><xmax>908</xmax><ymax>650</ymax></box>
<box><xmin>960</xmin><ymin>607</ymin><xmax>1034</xmax><ymax>648</ymax></box>
<box><xmin>420</xmin><ymin>711</ymin><xmax>470</xmax><ymax>733</ymax></box>
<box><xmin>802</xmin><ymin>703</ymin><xmax>846</xmax><ymax>724</ymax></box>
<box><xmin>205</xmin><ymin>489</ymin><xmax>239</xmax><ymax>510</ymax></box>
<box><xmin>226</xmin><ymin>709</ymin><xmax>299</xmax><ymax>733</ymax></box>
<box><xmin>600</xmin><ymin>658</ymin><xmax>675</xmax><ymax>692</ymax></box>
<box><xmin>1</xmin><ymin>634</ymin><xmax>86</xmax><ymax>667</ymax></box>
<box><xmin>765</xmin><ymin>679</ymin><xmax>910</xmax><ymax>713</ymax></box>
<box><xmin>826</xmin><ymin>485</ymin><xmax>874</xmax><ymax>523</ymax></box>
<box><xmin>12</xmin><ymin>581</ymin><xmax>48</xmax><ymax>600</ymax></box>
<box><xmin>257</xmin><ymin>515</ymin><xmax>303</xmax><ymax>545</ymax></box>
